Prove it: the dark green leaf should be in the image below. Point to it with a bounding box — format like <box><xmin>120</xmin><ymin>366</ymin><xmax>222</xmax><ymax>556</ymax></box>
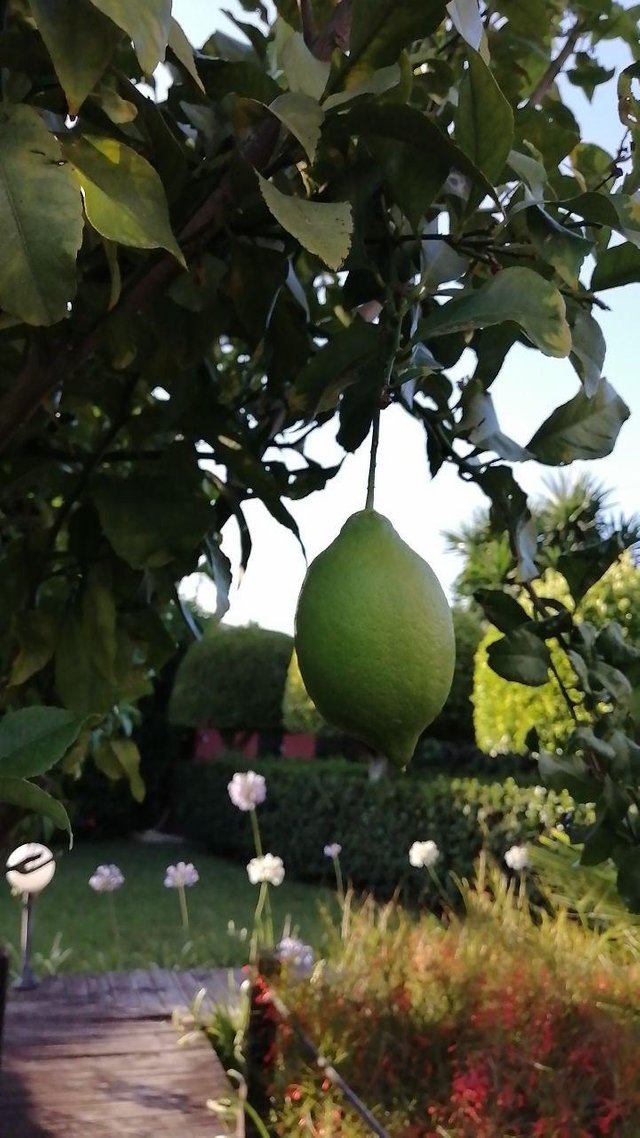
<box><xmin>526</xmin><ymin>206</ymin><xmax>592</xmax><ymax>286</ymax></box>
<box><xmin>0</xmin><ymin>777</ymin><xmax>72</xmax><ymax>839</ymax></box>
<box><xmin>538</xmin><ymin>751</ymin><xmax>599</xmax><ymax>802</ymax></box>
<box><xmin>347</xmin><ymin>0</ymin><xmax>446</xmax><ymax>81</ymax></box>
<box><xmin>591</xmin><ymin>241</ymin><xmax>640</xmax><ymax>291</ymax></box>
<box><xmin>527</xmin><ymin>380</ymin><xmax>630</xmax><ymax>465</ymax></box>
<box><xmin>0</xmin><ymin>105</ymin><xmax>83</xmax><ymax>325</ymax></box>
<box><xmin>568</xmin><ymin>309</ymin><xmax>605</xmax><ymax>397</ymax></box>
<box><xmin>290</xmin><ymin>321</ymin><xmax>382</xmax><ymax>415</ymax></box>
<box><xmin>268</xmin><ymin>92</ymin><xmax>324</xmax><ymax>164</ymax></box>
<box><xmin>0</xmin><ymin>706</ymin><xmax>86</xmax><ymax>779</ymax></box>
<box><xmin>88</xmin><ymin>0</ymin><xmax>171</xmax><ymax>74</ymax></box>
<box><xmin>28</xmin><ymin>0</ymin><xmax>122</xmax><ymax>114</ymax></box>
<box><xmin>487</xmin><ymin>627</ymin><xmax>551</xmax><ymax>686</ymax></box>
<box><xmin>456</xmin><ymin>48</ymin><xmax>513</xmax><ymax>185</ymax></box>
<box><xmin>473</xmin><ymin>588</ymin><xmax>530</xmax><ymax>633</ymax></box>
<box><xmin>420</xmin><ymin>269</ymin><xmax>571</xmax><ymax>358</ymax></box>
<box><xmin>55</xmin><ymin>611</ymin><xmax>115</xmax><ymax>716</ymax></box>
<box><xmin>558</xmin><ymin>535</ymin><xmax>627</xmax><ymax>601</ymax></box>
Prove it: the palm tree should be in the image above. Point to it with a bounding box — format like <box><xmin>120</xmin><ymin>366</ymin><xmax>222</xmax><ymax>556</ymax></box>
<box><xmin>444</xmin><ymin>473</ymin><xmax>639</xmax><ymax>601</ymax></box>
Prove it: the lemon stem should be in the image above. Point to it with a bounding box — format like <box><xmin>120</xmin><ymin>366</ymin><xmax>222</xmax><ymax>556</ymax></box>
<box><xmin>365</xmin><ymin>408</ymin><xmax>380</xmax><ymax>510</ymax></box>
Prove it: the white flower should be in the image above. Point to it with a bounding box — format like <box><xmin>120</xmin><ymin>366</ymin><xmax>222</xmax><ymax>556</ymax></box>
<box><xmin>504</xmin><ymin>844</ymin><xmax>529</xmax><ymax>871</ymax></box>
<box><xmin>228</xmin><ymin>770</ymin><xmax>266</xmax><ymax>811</ymax></box>
<box><xmin>409</xmin><ymin>840</ymin><xmax>440</xmax><ymax>869</ymax></box>
<box><xmin>534</xmin><ymin>785</ymin><xmax>547</xmax><ymax>799</ymax></box>
<box><xmin>324</xmin><ymin>843</ymin><xmax>342</xmax><ymax>859</ymax></box>
<box><xmin>89</xmin><ymin>864</ymin><xmax>124</xmax><ymax>893</ymax></box>
<box><xmin>164</xmin><ymin>861</ymin><xmax>199</xmax><ymax>888</ymax></box>
<box><xmin>246</xmin><ymin>853</ymin><xmax>285</xmax><ymax>886</ymax></box>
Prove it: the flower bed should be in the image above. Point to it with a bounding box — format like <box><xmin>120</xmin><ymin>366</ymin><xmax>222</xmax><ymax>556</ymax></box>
<box><xmin>271</xmin><ymin>862</ymin><xmax>640</xmax><ymax>1137</ymax></box>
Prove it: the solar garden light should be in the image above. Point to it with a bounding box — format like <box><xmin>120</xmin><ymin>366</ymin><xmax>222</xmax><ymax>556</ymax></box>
<box><xmin>5</xmin><ymin>844</ymin><xmax>56</xmax><ymax>990</ymax></box>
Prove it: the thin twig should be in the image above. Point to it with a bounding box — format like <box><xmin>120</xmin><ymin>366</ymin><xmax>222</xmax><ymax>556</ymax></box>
<box><xmin>528</xmin><ymin>18</ymin><xmax>585</xmax><ymax>106</ymax></box>
<box><xmin>365</xmin><ymin>410</ymin><xmax>380</xmax><ymax>510</ymax></box>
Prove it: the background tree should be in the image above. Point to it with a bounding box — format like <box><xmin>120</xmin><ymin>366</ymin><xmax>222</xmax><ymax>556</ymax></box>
<box><xmin>1</xmin><ymin>0</ymin><xmax>640</xmax><ymax>901</ymax></box>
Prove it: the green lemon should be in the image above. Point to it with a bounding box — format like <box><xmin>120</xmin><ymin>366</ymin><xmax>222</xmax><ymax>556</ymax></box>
<box><xmin>294</xmin><ymin>509</ymin><xmax>455</xmax><ymax>769</ymax></box>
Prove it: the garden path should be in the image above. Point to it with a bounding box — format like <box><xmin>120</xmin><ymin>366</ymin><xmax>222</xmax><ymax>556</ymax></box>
<box><xmin>0</xmin><ymin>967</ymin><xmax>238</xmax><ymax>1137</ymax></box>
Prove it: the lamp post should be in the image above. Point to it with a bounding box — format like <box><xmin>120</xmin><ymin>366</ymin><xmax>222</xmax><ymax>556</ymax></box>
<box><xmin>5</xmin><ymin>844</ymin><xmax>56</xmax><ymax>991</ymax></box>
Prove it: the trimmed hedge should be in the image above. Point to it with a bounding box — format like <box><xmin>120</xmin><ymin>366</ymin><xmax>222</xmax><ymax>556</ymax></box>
<box><xmin>174</xmin><ymin>756</ymin><xmax>589</xmax><ymax>904</ymax></box>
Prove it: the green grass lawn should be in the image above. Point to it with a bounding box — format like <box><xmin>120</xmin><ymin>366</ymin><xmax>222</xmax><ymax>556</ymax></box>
<box><xmin>0</xmin><ymin>839</ymin><xmax>337</xmax><ymax>975</ymax></box>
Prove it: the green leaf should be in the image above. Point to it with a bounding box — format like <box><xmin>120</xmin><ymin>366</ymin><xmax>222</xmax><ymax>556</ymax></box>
<box><xmin>538</xmin><ymin>752</ymin><xmax>599</xmax><ymax>803</ymax></box>
<box><xmin>345</xmin><ymin>103</ymin><xmax>498</xmax><ymax>225</ymax></box>
<box><xmin>347</xmin><ymin>0</ymin><xmax>446</xmax><ymax>83</ymax></box>
<box><xmin>558</xmin><ymin>535</ymin><xmax>628</xmax><ymax>602</ymax></box>
<box><xmin>290</xmin><ymin>320</ymin><xmax>382</xmax><ymax>414</ymax></box>
<box><xmin>0</xmin><ymin>104</ymin><xmax>83</xmax><ymax>325</ymax></box>
<box><xmin>473</xmin><ymin>589</ymin><xmax>530</xmax><ymax>634</ymax></box>
<box><xmin>93</xmin><ymin>452</ymin><xmax>213</xmax><ymax>570</ymax></box>
<box><xmin>268</xmin><ymin>93</ymin><xmax>324</xmax><ymax>164</ymax></box>
<box><xmin>215</xmin><ymin>434</ymin><xmax>302</xmax><ymax>540</ymax></box>
<box><xmin>420</xmin><ymin>268</ymin><xmax>571</xmax><ymax>358</ymax></box>
<box><xmin>591</xmin><ymin>241</ymin><xmax>640</xmax><ymax>291</ymax></box>
<box><xmin>168</xmin><ymin>17</ymin><xmax>205</xmax><ymax>93</ymax></box>
<box><xmin>456</xmin><ymin>48</ymin><xmax>514</xmax><ymax>185</ymax></box>
<box><xmin>458</xmin><ymin>381</ymin><xmax>531</xmax><ymax>460</ymax></box>
<box><xmin>110</xmin><ymin>738</ymin><xmax>145</xmax><ymax>802</ymax></box>
<box><xmin>28</xmin><ymin>0</ymin><xmax>122</xmax><ymax>114</ymax></box>
<box><xmin>9</xmin><ymin>613</ymin><xmax>58</xmax><ymax>687</ymax></box>
<box><xmin>589</xmin><ymin>662</ymin><xmax>632</xmax><ymax>706</ymax></box>
<box><xmin>323</xmin><ymin>64</ymin><xmax>402</xmax><ymax>111</ymax></box>
<box><xmin>527</xmin><ymin>380</ymin><xmax>630</xmax><ymax>465</ymax></box>
<box><xmin>569</xmin><ymin>310</ymin><xmax>605</xmax><ymax>397</ymax></box>
<box><xmin>88</xmin><ymin>0</ymin><xmax>171</xmax><ymax>74</ymax></box>
<box><xmin>614</xmin><ymin>848</ymin><xmax>640</xmax><ymax>912</ymax></box>
<box><xmin>55</xmin><ymin>611</ymin><xmax>115</xmax><ymax>716</ymax></box>
<box><xmin>64</xmin><ymin>135</ymin><xmax>184</xmax><ymax>264</ymax></box>
<box><xmin>257</xmin><ymin>174</ymin><xmax>352</xmax><ymax>271</ymax></box>
<box><xmin>0</xmin><ymin>776</ymin><xmax>72</xmax><ymax>839</ymax></box>
<box><xmin>526</xmin><ymin>206</ymin><xmax>592</xmax><ymax>287</ymax></box>
<box><xmin>0</xmin><ymin>706</ymin><xmax>86</xmax><ymax>779</ymax></box>
<box><xmin>487</xmin><ymin>627</ymin><xmax>551</xmax><ymax>686</ymax></box>
<box><xmin>561</xmin><ymin>192</ymin><xmax>640</xmax><ymax>249</ymax></box>
<box><xmin>275</xmin><ymin>20</ymin><xmax>330</xmax><ymax>100</ymax></box>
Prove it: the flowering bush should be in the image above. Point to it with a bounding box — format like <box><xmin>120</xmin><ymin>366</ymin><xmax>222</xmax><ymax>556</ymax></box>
<box><xmin>271</xmin><ymin>860</ymin><xmax>640</xmax><ymax>1137</ymax></box>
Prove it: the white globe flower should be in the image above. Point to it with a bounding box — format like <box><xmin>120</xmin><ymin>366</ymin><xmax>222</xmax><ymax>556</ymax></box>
<box><xmin>228</xmin><ymin>770</ymin><xmax>267</xmax><ymax>811</ymax></box>
<box><xmin>504</xmin><ymin>844</ymin><xmax>529</xmax><ymax>871</ymax></box>
<box><xmin>89</xmin><ymin>864</ymin><xmax>124</xmax><ymax>893</ymax></box>
<box><xmin>323</xmin><ymin>843</ymin><xmax>342</xmax><ymax>859</ymax></box>
<box><xmin>246</xmin><ymin>853</ymin><xmax>285</xmax><ymax>886</ymax></box>
<box><xmin>164</xmin><ymin>861</ymin><xmax>199</xmax><ymax>888</ymax></box>
<box><xmin>409</xmin><ymin>840</ymin><xmax>440</xmax><ymax>869</ymax></box>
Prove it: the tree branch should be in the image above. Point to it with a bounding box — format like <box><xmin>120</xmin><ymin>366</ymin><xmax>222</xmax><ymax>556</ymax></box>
<box><xmin>528</xmin><ymin>18</ymin><xmax>585</xmax><ymax>106</ymax></box>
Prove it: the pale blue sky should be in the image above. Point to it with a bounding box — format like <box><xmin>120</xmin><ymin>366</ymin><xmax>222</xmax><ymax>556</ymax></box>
<box><xmin>174</xmin><ymin>1</ymin><xmax>640</xmax><ymax>631</ymax></box>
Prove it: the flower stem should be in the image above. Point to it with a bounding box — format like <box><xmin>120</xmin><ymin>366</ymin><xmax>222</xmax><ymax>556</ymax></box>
<box><xmin>108</xmin><ymin>894</ymin><xmax>122</xmax><ymax>969</ymax></box>
<box><xmin>250</xmin><ymin>808</ymin><xmax>263</xmax><ymax>857</ymax></box>
<box><xmin>333</xmin><ymin>854</ymin><xmax>345</xmax><ymax>907</ymax></box>
<box><xmin>365</xmin><ymin>409</ymin><xmax>380</xmax><ymax>510</ymax></box>
<box><xmin>178</xmin><ymin>884</ymin><xmax>190</xmax><ymax>935</ymax></box>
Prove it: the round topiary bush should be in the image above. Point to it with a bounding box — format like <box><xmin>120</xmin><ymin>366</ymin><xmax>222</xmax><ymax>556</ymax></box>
<box><xmin>169</xmin><ymin>623</ymin><xmax>293</xmax><ymax>732</ymax></box>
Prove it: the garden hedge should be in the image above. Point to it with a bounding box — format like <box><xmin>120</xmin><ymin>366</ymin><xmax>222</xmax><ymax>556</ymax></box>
<box><xmin>174</xmin><ymin>756</ymin><xmax>588</xmax><ymax>904</ymax></box>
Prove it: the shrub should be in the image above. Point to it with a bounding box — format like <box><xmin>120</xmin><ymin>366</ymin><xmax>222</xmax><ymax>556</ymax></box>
<box><xmin>428</xmin><ymin>604</ymin><xmax>484</xmax><ymax>743</ymax></box>
<box><xmin>175</xmin><ymin>756</ymin><xmax>586</xmax><ymax>905</ymax></box>
<box><xmin>169</xmin><ymin>624</ymin><xmax>293</xmax><ymax>731</ymax></box>
<box><xmin>273</xmin><ymin>868</ymin><xmax>640</xmax><ymax>1137</ymax></box>
<box><xmin>474</xmin><ymin>553</ymin><xmax>640</xmax><ymax>754</ymax></box>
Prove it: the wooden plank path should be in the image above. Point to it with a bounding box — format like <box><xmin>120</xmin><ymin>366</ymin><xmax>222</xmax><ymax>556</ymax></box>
<box><xmin>0</xmin><ymin>968</ymin><xmax>241</xmax><ymax>1138</ymax></box>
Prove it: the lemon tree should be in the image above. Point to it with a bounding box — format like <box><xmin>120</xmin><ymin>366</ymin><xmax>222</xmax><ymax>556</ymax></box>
<box><xmin>0</xmin><ymin>0</ymin><xmax>640</xmax><ymax>899</ymax></box>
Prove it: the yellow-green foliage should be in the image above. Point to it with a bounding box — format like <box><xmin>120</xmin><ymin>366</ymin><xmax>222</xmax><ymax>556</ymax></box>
<box><xmin>282</xmin><ymin>649</ymin><xmax>325</xmax><ymax>734</ymax></box>
<box><xmin>474</xmin><ymin>553</ymin><xmax>640</xmax><ymax>754</ymax></box>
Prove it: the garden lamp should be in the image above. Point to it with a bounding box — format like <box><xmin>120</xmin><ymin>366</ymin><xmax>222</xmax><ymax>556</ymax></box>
<box><xmin>5</xmin><ymin>844</ymin><xmax>56</xmax><ymax>990</ymax></box>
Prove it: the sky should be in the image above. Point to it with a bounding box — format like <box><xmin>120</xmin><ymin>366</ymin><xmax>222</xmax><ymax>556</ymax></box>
<box><xmin>173</xmin><ymin>0</ymin><xmax>640</xmax><ymax>633</ymax></box>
